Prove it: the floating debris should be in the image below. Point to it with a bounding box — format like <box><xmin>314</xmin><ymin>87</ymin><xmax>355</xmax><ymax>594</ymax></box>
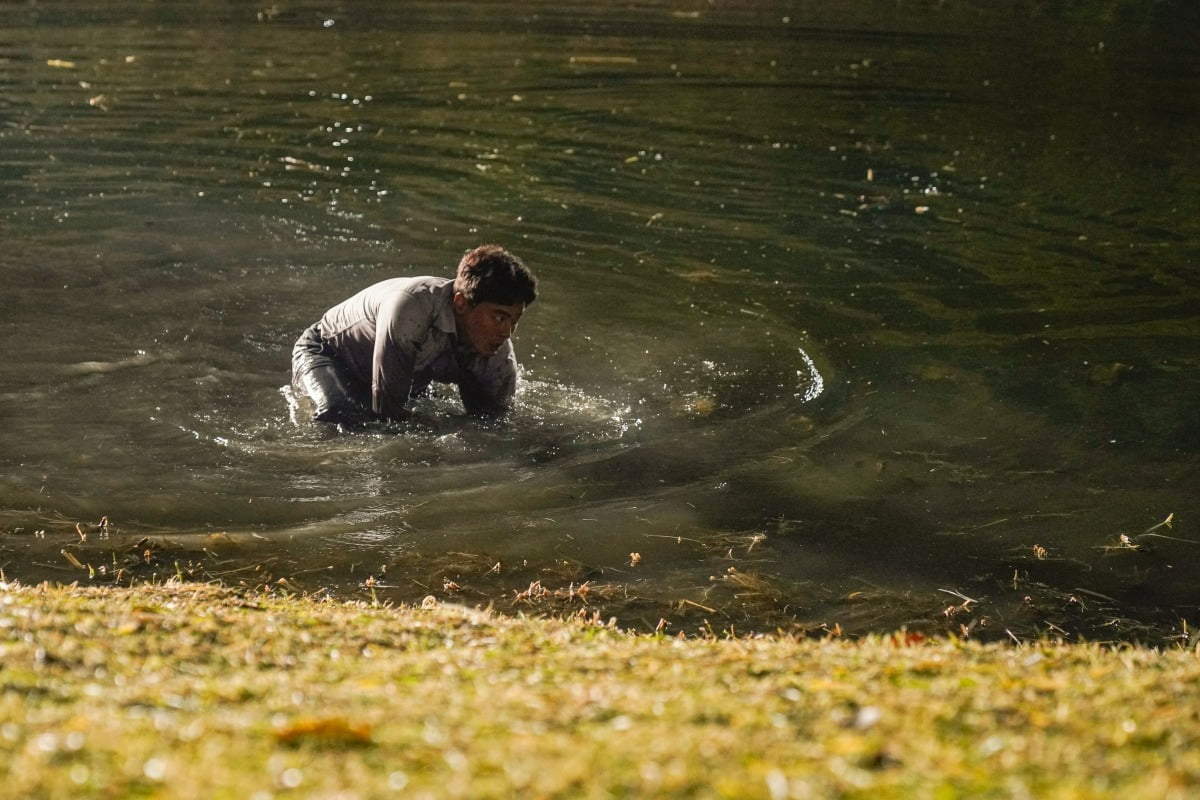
<box><xmin>569</xmin><ymin>56</ymin><xmax>639</xmax><ymax>65</ymax></box>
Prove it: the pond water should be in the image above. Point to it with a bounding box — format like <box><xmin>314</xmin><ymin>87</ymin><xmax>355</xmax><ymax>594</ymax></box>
<box><xmin>2</xmin><ymin>0</ymin><xmax>1198</xmax><ymax>642</ymax></box>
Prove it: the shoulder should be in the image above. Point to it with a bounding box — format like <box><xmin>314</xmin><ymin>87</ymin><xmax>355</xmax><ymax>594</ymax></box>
<box><xmin>374</xmin><ymin>276</ymin><xmax>450</xmax><ymax>315</ymax></box>
<box><xmin>369</xmin><ymin>275</ymin><xmax>447</xmax><ymax>302</ymax></box>
<box><xmin>373</xmin><ymin>277</ymin><xmax>456</xmax><ymax>341</ymax></box>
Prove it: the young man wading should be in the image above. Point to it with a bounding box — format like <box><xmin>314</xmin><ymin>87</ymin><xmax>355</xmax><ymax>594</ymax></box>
<box><xmin>291</xmin><ymin>244</ymin><xmax>538</xmax><ymax>426</ymax></box>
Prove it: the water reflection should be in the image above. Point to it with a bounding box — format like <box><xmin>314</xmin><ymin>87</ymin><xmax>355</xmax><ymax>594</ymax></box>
<box><xmin>2</xmin><ymin>1</ymin><xmax>1198</xmax><ymax>642</ymax></box>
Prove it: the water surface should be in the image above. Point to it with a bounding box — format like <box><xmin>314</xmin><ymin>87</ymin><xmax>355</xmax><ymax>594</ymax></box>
<box><xmin>2</xmin><ymin>1</ymin><xmax>1198</xmax><ymax>641</ymax></box>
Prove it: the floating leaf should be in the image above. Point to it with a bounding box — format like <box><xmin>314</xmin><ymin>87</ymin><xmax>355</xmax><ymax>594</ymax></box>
<box><xmin>275</xmin><ymin>717</ymin><xmax>372</xmax><ymax>747</ymax></box>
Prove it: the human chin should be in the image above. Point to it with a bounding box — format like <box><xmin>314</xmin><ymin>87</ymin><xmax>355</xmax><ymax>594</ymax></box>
<box><xmin>472</xmin><ymin>334</ymin><xmax>498</xmax><ymax>355</ymax></box>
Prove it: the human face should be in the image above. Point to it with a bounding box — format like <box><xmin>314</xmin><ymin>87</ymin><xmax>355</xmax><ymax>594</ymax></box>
<box><xmin>453</xmin><ymin>293</ymin><xmax>525</xmax><ymax>356</ymax></box>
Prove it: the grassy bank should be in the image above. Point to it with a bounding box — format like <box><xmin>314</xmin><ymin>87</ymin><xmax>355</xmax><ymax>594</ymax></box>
<box><xmin>2</xmin><ymin>581</ymin><xmax>1199</xmax><ymax>799</ymax></box>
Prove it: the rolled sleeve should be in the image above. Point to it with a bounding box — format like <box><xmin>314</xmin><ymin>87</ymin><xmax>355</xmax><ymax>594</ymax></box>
<box><xmin>458</xmin><ymin>345</ymin><xmax>519</xmax><ymax>417</ymax></box>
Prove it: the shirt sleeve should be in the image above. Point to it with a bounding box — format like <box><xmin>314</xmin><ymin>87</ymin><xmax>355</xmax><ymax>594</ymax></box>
<box><xmin>458</xmin><ymin>347</ymin><xmax>519</xmax><ymax>418</ymax></box>
<box><xmin>371</xmin><ymin>288</ymin><xmax>432</xmax><ymax>420</ymax></box>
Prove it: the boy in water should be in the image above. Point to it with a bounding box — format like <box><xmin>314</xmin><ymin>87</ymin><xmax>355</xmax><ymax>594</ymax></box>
<box><xmin>291</xmin><ymin>244</ymin><xmax>537</xmax><ymax>425</ymax></box>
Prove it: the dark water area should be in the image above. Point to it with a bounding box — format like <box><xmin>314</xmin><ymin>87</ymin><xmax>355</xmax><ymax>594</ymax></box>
<box><xmin>2</xmin><ymin>1</ymin><xmax>1198</xmax><ymax>642</ymax></box>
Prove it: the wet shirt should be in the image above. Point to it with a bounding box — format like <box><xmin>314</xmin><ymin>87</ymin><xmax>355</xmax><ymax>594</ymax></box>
<box><xmin>318</xmin><ymin>276</ymin><xmax>518</xmax><ymax>419</ymax></box>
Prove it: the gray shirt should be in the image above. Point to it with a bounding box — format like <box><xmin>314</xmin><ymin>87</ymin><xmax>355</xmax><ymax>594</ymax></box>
<box><xmin>318</xmin><ymin>276</ymin><xmax>518</xmax><ymax>419</ymax></box>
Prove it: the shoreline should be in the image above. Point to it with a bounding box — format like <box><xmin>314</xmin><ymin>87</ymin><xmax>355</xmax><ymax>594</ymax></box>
<box><xmin>4</xmin><ymin>516</ymin><xmax>1192</xmax><ymax>648</ymax></box>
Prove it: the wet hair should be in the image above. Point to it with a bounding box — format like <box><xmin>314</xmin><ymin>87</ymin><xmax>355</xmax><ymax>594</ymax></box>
<box><xmin>454</xmin><ymin>244</ymin><xmax>538</xmax><ymax>307</ymax></box>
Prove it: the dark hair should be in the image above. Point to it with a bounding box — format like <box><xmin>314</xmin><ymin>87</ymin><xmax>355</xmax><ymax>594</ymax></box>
<box><xmin>454</xmin><ymin>244</ymin><xmax>538</xmax><ymax>307</ymax></box>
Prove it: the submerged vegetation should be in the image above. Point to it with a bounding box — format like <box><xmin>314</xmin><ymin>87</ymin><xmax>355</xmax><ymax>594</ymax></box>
<box><xmin>2</xmin><ymin>510</ymin><xmax>1195</xmax><ymax>648</ymax></box>
<box><xmin>3</xmin><ymin>580</ymin><xmax>1200</xmax><ymax>799</ymax></box>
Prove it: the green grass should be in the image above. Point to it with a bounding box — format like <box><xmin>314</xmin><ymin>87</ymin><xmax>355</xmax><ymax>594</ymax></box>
<box><xmin>2</xmin><ymin>580</ymin><xmax>1199</xmax><ymax>799</ymax></box>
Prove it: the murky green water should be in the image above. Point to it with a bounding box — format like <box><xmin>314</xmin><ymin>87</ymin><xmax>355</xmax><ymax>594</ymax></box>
<box><xmin>2</xmin><ymin>1</ymin><xmax>1198</xmax><ymax>641</ymax></box>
